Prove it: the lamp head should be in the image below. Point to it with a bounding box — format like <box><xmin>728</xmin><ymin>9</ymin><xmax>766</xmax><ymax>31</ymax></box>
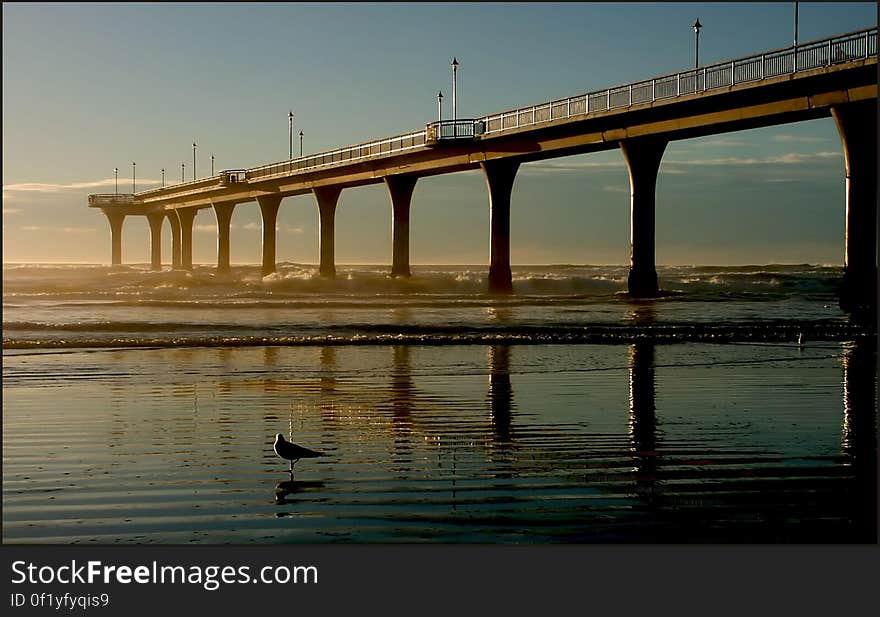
<box><xmin>694</xmin><ymin>19</ymin><xmax>702</xmax><ymax>33</ymax></box>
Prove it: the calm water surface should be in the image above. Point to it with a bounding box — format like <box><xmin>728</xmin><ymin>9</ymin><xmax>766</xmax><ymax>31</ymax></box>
<box><xmin>3</xmin><ymin>340</ymin><xmax>875</xmax><ymax>543</ymax></box>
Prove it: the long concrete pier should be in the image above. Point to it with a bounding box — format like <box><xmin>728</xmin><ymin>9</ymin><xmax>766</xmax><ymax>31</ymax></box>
<box><xmin>89</xmin><ymin>28</ymin><xmax>877</xmax><ymax>310</ymax></box>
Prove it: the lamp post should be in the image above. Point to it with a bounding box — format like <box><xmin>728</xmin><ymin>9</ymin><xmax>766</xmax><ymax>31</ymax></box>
<box><xmin>132</xmin><ymin>162</ymin><xmax>136</xmax><ymax>193</ymax></box>
<box><xmin>288</xmin><ymin>110</ymin><xmax>294</xmax><ymax>159</ymax></box>
<box><xmin>438</xmin><ymin>91</ymin><xmax>443</xmax><ymax>123</ymax></box>
<box><xmin>299</xmin><ymin>131</ymin><xmax>303</xmax><ymax>156</ymax></box>
<box><xmin>192</xmin><ymin>142</ymin><xmax>197</xmax><ymax>180</ymax></box>
<box><xmin>181</xmin><ymin>163</ymin><xmax>185</xmax><ymax>183</ymax></box>
<box><xmin>793</xmin><ymin>1</ymin><xmax>799</xmax><ymax>70</ymax></box>
<box><xmin>114</xmin><ymin>167</ymin><xmax>118</xmax><ymax>194</ymax></box>
<box><xmin>211</xmin><ymin>155</ymin><xmax>215</xmax><ymax>176</ymax></box>
<box><xmin>694</xmin><ymin>19</ymin><xmax>702</xmax><ymax>68</ymax></box>
<box><xmin>451</xmin><ymin>57</ymin><xmax>459</xmax><ymax>121</ymax></box>
<box><xmin>161</xmin><ymin>168</ymin><xmax>165</xmax><ymax>187</ymax></box>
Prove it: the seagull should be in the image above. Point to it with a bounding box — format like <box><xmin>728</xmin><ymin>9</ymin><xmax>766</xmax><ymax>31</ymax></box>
<box><xmin>273</xmin><ymin>433</ymin><xmax>325</xmax><ymax>473</ymax></box>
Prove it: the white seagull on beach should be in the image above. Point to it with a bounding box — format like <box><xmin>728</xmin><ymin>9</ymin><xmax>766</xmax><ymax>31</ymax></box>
<box><xmin>273</xmin><ymin>433</ymin><xmax>326</xmax><ymax>473</ymax></box>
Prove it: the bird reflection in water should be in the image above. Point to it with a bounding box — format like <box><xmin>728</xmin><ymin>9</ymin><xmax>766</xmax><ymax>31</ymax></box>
<box><xmin>274</xmin><ymin>478</ymin><xmax>326</xmax><ymax>504</ymax></box>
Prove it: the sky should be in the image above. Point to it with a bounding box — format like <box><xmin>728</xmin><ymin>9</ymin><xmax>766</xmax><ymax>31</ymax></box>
<box><xmin>2</xmin><ymin>2</ymin><xmax>877</xmax><ymax>266</ymax></box>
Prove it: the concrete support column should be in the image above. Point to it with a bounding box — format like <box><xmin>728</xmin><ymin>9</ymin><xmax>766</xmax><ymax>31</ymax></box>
<box><xmin>314</xmin><ymin>187</ymin><xmax>341</xmax><ymax>278</ymax></box>
<box><xmin>146</xmin><ymin>212</ymin><xmax>165</xmax><ymax>271</ymax></box>
<box><xmin>385</xmin><ymin>175</ymin><xmax>418</xmax><ymax>277</ymax></box>
<box><xmin>621</xmin><ymin>137</ymin><xmax>667</xmax><ymax>297</ymax></box>
<box><xmin>176</xmin><ymin>208</ymin><xmax>197</xmax><ymax>271</ymax></box>
<box><xmin>481</xmin><ymin>160</ymin><xmax>520</xmax><ymax>293</ymax></box>
<box><xmin>257</xmin><ymin>195</ymin><xmax>282</xmax><ymax>277</ymax></box>
<box><xmin>212</xmin><ymin>202</ymin><xmax>236</xmax><ymax>275</ymax></box>
<box><xmin>167</xmin><ymin>212</ymin><xmax>182</xmax><ymax>269</ymax></box>
<box><xmin>103</xmin><ymin>210</ymin><xmax>125</xmax><ymax>266</ymax></box>
<box><xmin>832</xmin><ymin>100</ymin><xmax>877</xmax><ymax>314</ymax></box>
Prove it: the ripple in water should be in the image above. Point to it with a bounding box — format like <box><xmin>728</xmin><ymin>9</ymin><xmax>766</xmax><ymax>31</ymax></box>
<box><xmin>2</xmin><ymin>341</ymin><xmax>875</xmax><ymax>543</ymax></box>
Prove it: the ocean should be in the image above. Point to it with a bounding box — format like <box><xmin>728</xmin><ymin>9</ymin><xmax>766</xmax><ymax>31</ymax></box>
<box><xmin>2</xmin><ymin>263</ymin><xmax>876</xmax><ymax>543</ymax></box>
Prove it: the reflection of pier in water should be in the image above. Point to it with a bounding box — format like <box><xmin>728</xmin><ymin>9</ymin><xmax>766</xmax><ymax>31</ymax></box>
<box><xmin>390</xmin><ymin>345</ymin><xmax>415</xmax><ymax>468</ymax></box>
<box><xmin>628</xmin><ymin>341</ymin><xmax>658</xmax><ymax>505</ymax></box>
<box><xmin>487</xmin><ymin>345</ymin><xmax>514</xmax><ymax>446</ymax></box>
<box><xmin>620</xmin><ymin>334</ymin><xmax>876</xmax><ymax>540</ymax></box>
<box><xmin>223</xmin><ymin>336</ymin><xmax>874</xmax><ymax>540</ymax></box>
<box><xmin>841</xmin><ymin>338</ymin><xmax>877</xmax><ymax>542</ymax></box>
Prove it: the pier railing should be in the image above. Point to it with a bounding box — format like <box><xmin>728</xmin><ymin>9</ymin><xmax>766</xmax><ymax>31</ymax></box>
<box><xmin>480</xmin><ymin>27</ymin><xmax>876</xmax><ymax>133</ymax></box>
<box><xmin>246</xmin><ymin>129</ymin><xmax>427</xmax><ymax>182</ymax></box>
<box><xmin>88</xmin><ymin>194</ymin><xmax>135</xmax><ymax>206</ymax></box>
<box><xmin>122</xmin><ymin>26</ymin><xmax>875</xmax><ymax>202</ymax></box>
<box><xmin>425</xmin><ymin>119</ymin><xmax>484</xmax><ymax>144</ymax></box>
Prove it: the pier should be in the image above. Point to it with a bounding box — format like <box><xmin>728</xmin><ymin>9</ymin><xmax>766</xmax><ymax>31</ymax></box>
<box><xmin>89</xmin><ymin>28</ymin><xmax>877</xmax><ymax>309</ymax></box>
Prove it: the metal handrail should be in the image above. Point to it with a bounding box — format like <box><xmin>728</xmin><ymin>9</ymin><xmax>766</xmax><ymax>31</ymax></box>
<box><xmin>123</xmin><ymin>26</ymin><xmax>875</xmax><ymax>202</ymax></box>
<box><xmin>480</xmin><ymin>26</ymin><xmax>876</xmax><ymax>134</ymax></box>
<box><xmin>429</xmin><ymin>119</ymin><xmax>478</xmax><ymax>138</ymax></box>
<box><xmin>88</xmin><ymin>194</ymin><xmax>135</xmax><ymax>206</ymax></box>
<box><xmin>246</xmin><ymin>128</ymin><xmax>428</xmax><ymax>182</ymax></box>
<box><xmin>138</xmin><ymin>175</ymin><xmax>222</xmax><ymax>198</ymax></box>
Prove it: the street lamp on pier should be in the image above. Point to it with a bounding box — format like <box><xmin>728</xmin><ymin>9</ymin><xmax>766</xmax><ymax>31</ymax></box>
<box><xmin>114</xmin><ymin>167</ymin><xmax>118</xmax><ymax>194</ymax></box>
<box><xmin>161</xmin><ymin>168</ymin><xmax>165</xmax><ymax>187</ymax></box>
<box><xmin>211</xmin><ymin>155</ymin><xmax>215</xmax><ymax>176</ymax></box>
<box><xmin>192</xmin><ymin>142</ymin><xmax>197</xmax><ymax>180</ymax></box>
<box><xmin>694</xmin><ymin>19</ymin><xmax>702</xmax><ymax>68</ymax></box>
<box><xmin>132</xmin><ymin>162</ymin><xmax>136</xmax><ymax>193</ymax></box>
<box><xmin>288</xmin><ymin>110</ymin><xmax>294</xmax><ymax>159</ymax></box>
<box><xmin>438</xmin><ymin>91</ymin><xmax>443</xmax><ymax>123</ymax></box>
<box><xmin>181</xmin><ymin>163</ymin><xmax>185</xmax><ymax>183</ymax></box>
<box><xmin>451</xmin><ymin>57</ymin><xmax>459</xmax><ymax>121</ymax></box>
<box><xmin>299</xmin><ymin>131</ymin><xmax>303</xmax><ymax>157</ymax></box>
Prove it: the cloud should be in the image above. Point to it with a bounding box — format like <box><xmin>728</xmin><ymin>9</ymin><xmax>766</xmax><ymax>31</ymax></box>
<box><xmin>194</xmin><ymin>222</ymin><xmax>305</xmax><ymax>234</ymax></box>
<box><xmin>772</xmin><ymin>135</ymin><xmax>831</xmax><ymax>143</ymax></box>
<box><xmin>3</xmin><ymin>177</ymin><xmax>162</xmax><ymax>196</ymax></box>
<box><xmin>18</xmin><ymin>225</ymin><xmax>95</xmax><ymax>233</ymax></box>
<box><xmin>692</xmin><ymin>138</ymin><xmax>751</xmax><ymax>148</ymax></box>
<box><xmin>522</xmin><ymin>159</ymin><xmax>625</xmax><ymax>175</ymax></box>
<box><xmin>665</xmin><ymin>151</ymin><xmax>842</xmax><ymax>166</ymax></box>
<box><xmin>602</xmin><ymin>185</ymin><xmax>629</xmax><ymax>193</ymax></box>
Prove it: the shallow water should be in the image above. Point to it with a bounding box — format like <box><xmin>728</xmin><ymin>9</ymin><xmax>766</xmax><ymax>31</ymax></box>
<box><xmin>3</xmin><ymin>262</ymin><xmax>875</xmax><ymax>543</ymax></box>
<box><xmin>3</xmin><ymin>340</ymin><xmax>875</xmax><ymax>543</ymax></box>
